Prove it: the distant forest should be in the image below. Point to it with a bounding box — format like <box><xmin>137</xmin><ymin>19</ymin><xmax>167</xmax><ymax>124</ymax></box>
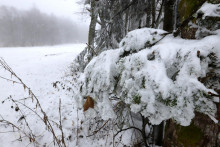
<box><xmin>0</xmin><ymin>6</ymin><xmax>87</xmax><ymax>47</ymax></box>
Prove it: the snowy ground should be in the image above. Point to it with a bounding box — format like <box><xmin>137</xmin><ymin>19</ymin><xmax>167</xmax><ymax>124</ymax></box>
<box><xmin>0</xmin><ymin>44</ymin><xmax>86</xmax><ymax>147</ymax></box>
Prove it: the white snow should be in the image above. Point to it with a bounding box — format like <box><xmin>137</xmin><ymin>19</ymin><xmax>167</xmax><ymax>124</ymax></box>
<box><xmin>1</xmin><ymin>26</ymin><xmax>220</xmax><ymax>147</ymax></box>
<box><xmin>0</xmin><ymin>44</ymin><xmax>86</xmax><ymax>147</ymax></box>
<box><xmin>119</xmin><ymin>28</ymin><xmax>167</xmax><ymax>52</ymax></box>
<box><xmin>197</xmin><ymin>2</ymin><xmax>220</xmax><ymax>18</ymax></box>
<box><xmin>77</xmin><ymin>28</ymin><xmax>220</xmax><ymax>126</ymax></box>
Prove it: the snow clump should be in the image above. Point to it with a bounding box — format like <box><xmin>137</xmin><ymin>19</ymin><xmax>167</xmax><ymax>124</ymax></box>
<box><xmin>76</xmin><ymin>28</ymin><xmax>220</xmax><ymax>126</ymax></box>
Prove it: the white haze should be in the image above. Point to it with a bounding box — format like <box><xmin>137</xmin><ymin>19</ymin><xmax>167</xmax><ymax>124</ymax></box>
<box><xmin>0</xmin><ymin>0</ymin><xmax>89</xmax><ymax>45</ymax></box>
<box><xmin>0</xmin><ymin>0</ymin><xmax>84</xmax><ymax>19</ymax></box>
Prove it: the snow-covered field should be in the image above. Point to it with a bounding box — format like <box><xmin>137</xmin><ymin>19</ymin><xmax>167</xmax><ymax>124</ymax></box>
<box><xmin>0</xmin><ymin>44</ymin><xmax>85</xmax><ymax>147</ymax></box>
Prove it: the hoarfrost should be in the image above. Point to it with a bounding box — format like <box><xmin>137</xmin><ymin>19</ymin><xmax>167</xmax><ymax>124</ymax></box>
<box><xmin>76</xmin><ymin>28</ymin><xmax>220</xmax><ymax>126</ymax></box>
<box><xmin>197</xmin><ymin>2</ymin><xmax>220</xmax><ymax>19</ymax></box>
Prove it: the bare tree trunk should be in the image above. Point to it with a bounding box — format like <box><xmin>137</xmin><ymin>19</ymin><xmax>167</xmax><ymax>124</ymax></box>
<box><xmin>151</xmin><ymin>1</ymin><xmax>177</xmax><ymax>145</ymax></box>
<box><xmin>88</xmin><ymin>0</ymin><xmax>97</xmax><ymax>49</ymax></box>
<box><xmin>124</xmin><ymin>9</ymin><xmax>129</xmax><ymax>35</ymax></box>
<box><xmin>155</xmin><ymin>0</ymin><xmax>164</xmax><ymax>28</ymax></box>
<box><xmin>153</xmin><ymin>122</ymin><xmax>164</xmax><ymax>146</ymax></box>
<box><xmin>163</xmin><ymin>0</ymin><xmax>176</xmax><ymax>32</ymax></box>
<box><xmin>151</xmin><ymin>0</ymin><xmax>156</xmax><ymax>28</ymax></box>
<box><xmin>146</xmin><ymin>0</ymin><xmax>152</xmax><ymax>27</ymax></box>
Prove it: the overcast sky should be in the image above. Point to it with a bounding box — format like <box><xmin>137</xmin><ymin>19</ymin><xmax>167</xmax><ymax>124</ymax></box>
<box><xmin>0</xmin><ymin>0</ymin><xmax>89</xmax><ymax>23</ymax></box>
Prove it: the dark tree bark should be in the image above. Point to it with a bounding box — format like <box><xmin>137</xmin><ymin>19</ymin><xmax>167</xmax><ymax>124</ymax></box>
<box><xmin>151</xmin><ymin>0</ymin><xmax>156</xmax><ymax>28</ymax></box>
<box><xmin>151</xmin><ymin>1</ymin><xmax>177</xmax><ymax>146</ymax></box>
<box><xmin>163</xmin><ymin>0</ymin><xmax>176</xmax><ymax>32</ymax></box>
<box><xmin>146</xmin><ymin>0</ymin><xmax>152</xmax><ymax>27</ymax></box>
<box><xmin>88</xmin><ymin>0</ymin><xmax>97</xmax><ymax>49</ymax></box>
<box><xmin>153</xmin><ymin>123</ymin><xmax>164</xmax><ymax>146</ymax></box>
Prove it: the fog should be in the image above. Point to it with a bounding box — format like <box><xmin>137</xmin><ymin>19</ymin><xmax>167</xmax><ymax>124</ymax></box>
<box><xmin>0</xmin><ymin>6</ymin><xmax>88</xmax><ymax>47</ymax></box>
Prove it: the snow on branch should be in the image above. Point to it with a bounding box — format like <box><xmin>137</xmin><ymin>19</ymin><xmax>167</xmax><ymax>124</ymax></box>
<box><xmin>75</xmin><ymin>28</ymin><xmax>220</xmax><ymax>126</ymax></box>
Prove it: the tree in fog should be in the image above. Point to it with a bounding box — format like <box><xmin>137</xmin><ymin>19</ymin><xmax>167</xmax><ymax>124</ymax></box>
<box><xmin>0</xmin><ymin>6</ymin><xmax>83</xmax><ymax>47</ymax></box>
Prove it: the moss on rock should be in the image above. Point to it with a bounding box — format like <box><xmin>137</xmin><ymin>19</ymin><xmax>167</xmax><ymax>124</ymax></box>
<box><xmin>177</xmin><ymin>123</ymin><xmax>203</xmax><ymax>147</ymax></box>
<box><xmin>178</xmin><ymin>0</ymin><xmax>206</xmax><ymax>22</ymax></box>
<box><xmin>208</xmin><ymin>0</ymin><xmax>220</xmax><ymax>4</ymax></box>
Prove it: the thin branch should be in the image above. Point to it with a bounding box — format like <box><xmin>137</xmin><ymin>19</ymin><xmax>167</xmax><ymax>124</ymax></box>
<box><xmin>86</xmin><ymin>43</ymin><xmax>98</xmax><ymax>56</ymax></box>
<box><xmin>0</xmin><ymin>119</ymin><xmax>29</xmax><ymax>139</ymax></box>
<box><xmin>87</xmin><ymin>119</ymin><xmax>110</xmax><ymax>137</ymax></box>
<box><xmin>0</xmin><ymin>58</ymin><xmax>62</xmax><ymax>147</ymax></box>
<box><xmin>111</xmin><ymin>0</ymin><xmax>137</xmax><ymax>20</ymax></box>
<box><xmin>0</xmin><ymin>76</ymin><xmax>22</xmax><ymax>84</ymax></box>
<box><xmin>0</xmin><ymin>131</ymin><xmax>19</xmax><ymax>133</ymax></box>
<box><xmin>59</xmin><ymin>99</ymin><xmax>66</xmax><ymax>147</ymax></box>
<box><xmin>76</xmin><ymin>108</ymin><xmax>79</xmax><ymax>146</ymax></box>
<box><xmin>155</xmin><ymin>0</ymin><xmax>164</xmax><ymax>28</ymax></box>
<box><xmin>114</xmin><ymin>126</ymin><xmax>142</xmax><ymax>138</ymax></box>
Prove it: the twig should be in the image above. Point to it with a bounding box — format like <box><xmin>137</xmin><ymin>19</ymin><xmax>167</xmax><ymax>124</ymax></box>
<box><xmin>0</xmin><ymin>131</ymin><xmax>19</xmax><ymax>133</ymax></box>
<box><xmin>0</xmin><ymin>58</ymin><xmax>62</xmax><ymax>147</ymax></box>
<box><xmin>11</xmin><ymin>99</ymin><xmax>44</xmax><ymax>123</ymax></box>
<box><xmin>59</xmin><ymin>99</ymin><xmax>66</xmax><ymax>147</ymax></box>
<box><xmin>86</xmin><ymin>43</ymin><xmax>98</xmax><ymax>56</ymax></box>
<box><xmin>0</xmin><ymin>119</ymin><xmax>29</xmax><ymax>140</ymax></box>
<box><xmin>89</xmin><ymin>0</ymin><xmax>137</xmax><ymax>53</ymax></box>
<box><xmin>155</xmin><ymin>0</ymin><xmax>164</xmax><ymax>28</ymax></box>
<box><xmin>87</xmin><ymin>119</ymin><xmax>110</xmax><ymax>137</ymax></box>
<box><xmin>76</xmin><ymin>108</ymin><xmax>79</xmax><ymax>146</ymax></box>
<box><xmin>114</xmin><ymin>126</ymin><xmax>142</xmax><ymax>138</ymax></box>
<box><xmin>111</xmin><ymin>0</ymin><xmax>137</xmax><ymax>20</ymax></box>
<box><xmin>0</xmin><ymin>76</ymin><xmax>22</xmax><ymax>84</ymax></box>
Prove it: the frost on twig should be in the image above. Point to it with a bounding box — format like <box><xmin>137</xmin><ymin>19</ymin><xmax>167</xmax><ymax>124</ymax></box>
<box><xmin>0</xmin><ymin>58</ymin><xmax>66</xmax><ymax>147</ymax></box>
<box><xmin>75</xmin><ymin>28</ymin><xmax>219</xmax><ymax>126</ymax></box>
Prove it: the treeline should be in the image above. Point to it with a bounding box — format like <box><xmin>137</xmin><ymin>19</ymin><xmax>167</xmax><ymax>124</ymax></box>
<box><xmin>0</xmin><ymin>6</ymin><xmax>83</xmax><ymax>47</ymax></box>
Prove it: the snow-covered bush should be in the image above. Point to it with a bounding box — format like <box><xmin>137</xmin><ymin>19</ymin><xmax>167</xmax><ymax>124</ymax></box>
<box><xmin>194</xmin><ymin>2</ymin><xmax>220</xmax><ymax>39</ymax></box>
<box><xmin>75</xmin><ymin>28</ymin><xmax>220</xmax><ymax>126</ymax></box>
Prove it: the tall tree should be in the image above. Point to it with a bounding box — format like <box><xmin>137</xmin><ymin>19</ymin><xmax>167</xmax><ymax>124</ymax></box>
<box><xmin>163</xmin><ymin>0</ymin><xmax>177</xmax><ymax>32</ymax></box>
<box><xmin>87</xmin><ymin>0</ymin><xmax>97</xmax><ymax>49</ymax></box>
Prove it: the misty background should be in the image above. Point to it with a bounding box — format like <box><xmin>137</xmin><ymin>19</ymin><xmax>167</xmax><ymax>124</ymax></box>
<box><xmin>0</xmin><ymin>5</ymin><xmax>88</xmax><ymax>47</ymax></box>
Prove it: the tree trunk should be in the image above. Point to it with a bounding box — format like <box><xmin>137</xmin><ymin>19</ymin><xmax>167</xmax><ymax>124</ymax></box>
<box><xmin>163</xmin><ymin>0</ymin><xmax>176</xmax><ymax>32</ymax></box>
<box><xmin>151</xmin><ymin>1</ymin><xmax>177</xmax><ymax>145</ymax></box>
<box><xmin>146</xmin><ymin>0</ymin><xmax>152</xmax><ymax>27</ymax></box>
<box><xmin>151</xmin><ymin>0</ymin><xmax>156</xmax><ymax>28</ymax></box>
<box><xmin>88</xmin><ymin>0</ymin><xmax>97</xmax><ymax>49</ymax></box>
<box><xmin>153</xmin><ymin>122</ymin><xmax>164</xmax><ymax>146</ymax></box>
